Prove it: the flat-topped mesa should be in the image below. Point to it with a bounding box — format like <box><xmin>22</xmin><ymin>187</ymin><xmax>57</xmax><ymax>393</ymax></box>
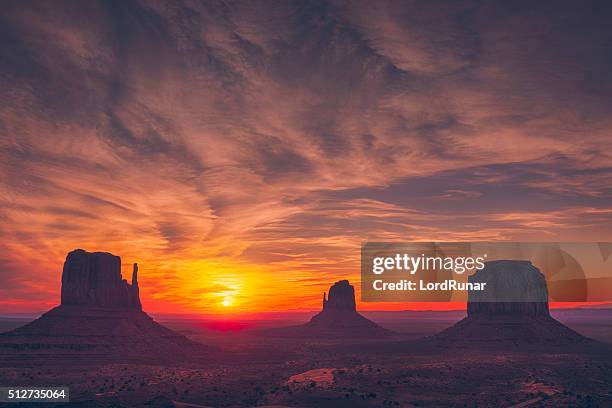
<box><xmin>466</xmin><ymin>260</ymin><xmax>549</xmax><ymax>317</ymax></box>
<box><xmin>434</xmin><ymin>259</ymin><xmax>589</xmax><ymax>346</ymax></box>
<box><xmin>322</xmin><ymin>280</ymin><xmax>356</xmax><ymax>313</ymax></box>
<box><xmin>61</xmin><ymin>249</ymin><xmax>141</xmax><ymax>309</ymax></box>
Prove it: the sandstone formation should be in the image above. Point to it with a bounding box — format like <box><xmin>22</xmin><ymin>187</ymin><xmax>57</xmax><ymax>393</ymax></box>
<box><xmin>261</xmin><ymin>280</ymin><xmax>393</xmax><ymax>338</ymax></box>
<box><xmin>435</xmin><ymin>260</ymin><xmax>588</xmax><ymax>347</ymax></box>
<box><xmin>0</xmin><ymin>249</ymin><xmax>204</xmax><ymax>362</ymax></box>
<box><xmin>467</xmin><ymin>260</ymin><xmax>549</xmax><ymax>316</ymax></box>
<box><xmin>61</xmin><ymin>249</ymin><xmax>142</xmax><ymax>309</ymax></box>
<box><xmin>322</xmin><ymin>280</ymin><xmax>357</xmax><ymax>311</ymax></box>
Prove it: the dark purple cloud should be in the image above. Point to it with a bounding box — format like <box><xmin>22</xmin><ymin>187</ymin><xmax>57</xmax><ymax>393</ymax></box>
<box><xmin>1</xmin><ymin>0</ymin><xmax>611</xmax><ymax>312</ymax></box>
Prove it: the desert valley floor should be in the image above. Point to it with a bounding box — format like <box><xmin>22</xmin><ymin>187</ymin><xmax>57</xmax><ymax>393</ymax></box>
<box><xmin>1</xmin><ymin>309</ymin><xmax>611</xmax><ymax>408</ymax></box>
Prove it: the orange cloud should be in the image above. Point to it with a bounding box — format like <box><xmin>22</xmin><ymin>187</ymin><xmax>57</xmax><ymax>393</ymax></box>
<box><xmin>1</xmin><ymin>1</ymin><xmax>612</xmax><ymax>314</ymax></box>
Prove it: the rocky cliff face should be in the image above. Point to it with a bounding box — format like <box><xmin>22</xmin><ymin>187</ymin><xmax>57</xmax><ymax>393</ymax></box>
<box><xmin>0</xmin><ymin>249</ymin><xmax>202</xmax><ymax>362</ymax></box>
<box><xmin>261</xmin><ymin>280</ymin><xmax>392</xmax><ymax>338</ymax></box>
<box><xmin>434</xmin><ymin>260</ymin><xmax>588</xmax><ymax>347</ymax></box>
<box><xmin>467</xmin><ymin>260</ymin><xmax>549</xmax><ymax>317</ymax></box>
<box><xmin>322</xmin><ymin>280</ymin><xmax>356</xmax><ymax>312</ymax></box>
<box><xmin>61</xmin><ymin>249</ymin><xmax>141</xmax><ymax>309</ymax></box>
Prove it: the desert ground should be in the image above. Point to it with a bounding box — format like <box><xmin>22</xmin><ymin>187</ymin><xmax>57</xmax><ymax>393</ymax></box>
<box><xmin>1</xmin><ymin>309</ymin><xmax>611</xmax><ymax>407</ymax></box>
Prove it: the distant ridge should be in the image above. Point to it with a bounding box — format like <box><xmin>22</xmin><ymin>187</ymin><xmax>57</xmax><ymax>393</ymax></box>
<box><xmin>0</xmin><ymin>249</ymin><xmax>206</xmax><ymax>363</ymax></box>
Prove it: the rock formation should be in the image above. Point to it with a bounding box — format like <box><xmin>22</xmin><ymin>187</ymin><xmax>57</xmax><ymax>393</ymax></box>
<box><xmin>61</xmin><ymin>249</ymin><xmax>142</xmax><ymax>309</ymax></box>
<box><xmin>466</xmin><ymin>260</ymin><xmax>549</xmax><ymax>317</ymax></box>
<box><xmin>260</xmin><ymin>280</ymin><xmax>393</xmax><ymax>338</ymax></box>
<box><xmin>434</xmin><ymin>260</ymin><xmax>589</xmax><ymax>347</ymax></box>
<box><xmin>322</xmin><ymin>279</ymin><xmax>356</xmax><ymax>312</ymax></box>
<box><xmin>0</xmin><ymin>249</ymin><xmax>205</xmax><ymax>362</ymax></box>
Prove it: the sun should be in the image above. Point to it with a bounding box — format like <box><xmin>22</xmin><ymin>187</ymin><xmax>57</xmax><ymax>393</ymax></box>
<box><xmin>221</xmin><ymin>297</ymin><xmax>233</xmax><ymax>307</ymax></box>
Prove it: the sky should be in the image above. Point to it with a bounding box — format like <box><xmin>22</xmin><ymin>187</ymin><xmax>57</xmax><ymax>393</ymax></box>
<box><xmin>1</xmin><ymin>0</ymin><xmax>612</xmax><ymax>314</ymax></box>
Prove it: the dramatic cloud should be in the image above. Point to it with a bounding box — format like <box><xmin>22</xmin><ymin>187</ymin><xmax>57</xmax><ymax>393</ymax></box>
<box><xmin>1</xmin><ymin>0</ymin><xmax>611</xmax><ymax>313</ymax></box>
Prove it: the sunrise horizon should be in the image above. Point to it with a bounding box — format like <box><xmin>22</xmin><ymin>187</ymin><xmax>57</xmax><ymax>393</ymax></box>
<box><xmin>3</xmin><ymin>245</ymin><xmax>610</xmax><ymax>316</ymax></box>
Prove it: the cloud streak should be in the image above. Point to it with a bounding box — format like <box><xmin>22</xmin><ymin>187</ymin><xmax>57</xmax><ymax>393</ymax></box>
<box><xmin>1</xmin><ymin>0</ymin><xmax>611</xmax><ymax>313</ymax></box>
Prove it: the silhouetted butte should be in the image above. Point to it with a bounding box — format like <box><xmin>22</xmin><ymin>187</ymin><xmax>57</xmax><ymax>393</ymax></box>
<box><xmin>260</xmin><ymin>280</ymin><xmax>393</xmax><ymax>338</ymax></box>
<box><xmin>0</xmin><ymin>249</ymin><xmax>204</xmax><ymax>362</ymax></box>
<box><xmin>434</xmin><ymin>260</ymin><xmax>590</xmax><ymax>348</ymax></box>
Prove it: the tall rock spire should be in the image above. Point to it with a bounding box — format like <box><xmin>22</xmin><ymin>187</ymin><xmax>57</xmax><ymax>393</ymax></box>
<box><xmin>132</xmin><ymin>263</ymin><xmax>141</xmax><ymax>310</ymax></box>
<box><xmin>132</xmin><ymin>263</ymin><xmax>139</xmax><ymax>286</ymax></box>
